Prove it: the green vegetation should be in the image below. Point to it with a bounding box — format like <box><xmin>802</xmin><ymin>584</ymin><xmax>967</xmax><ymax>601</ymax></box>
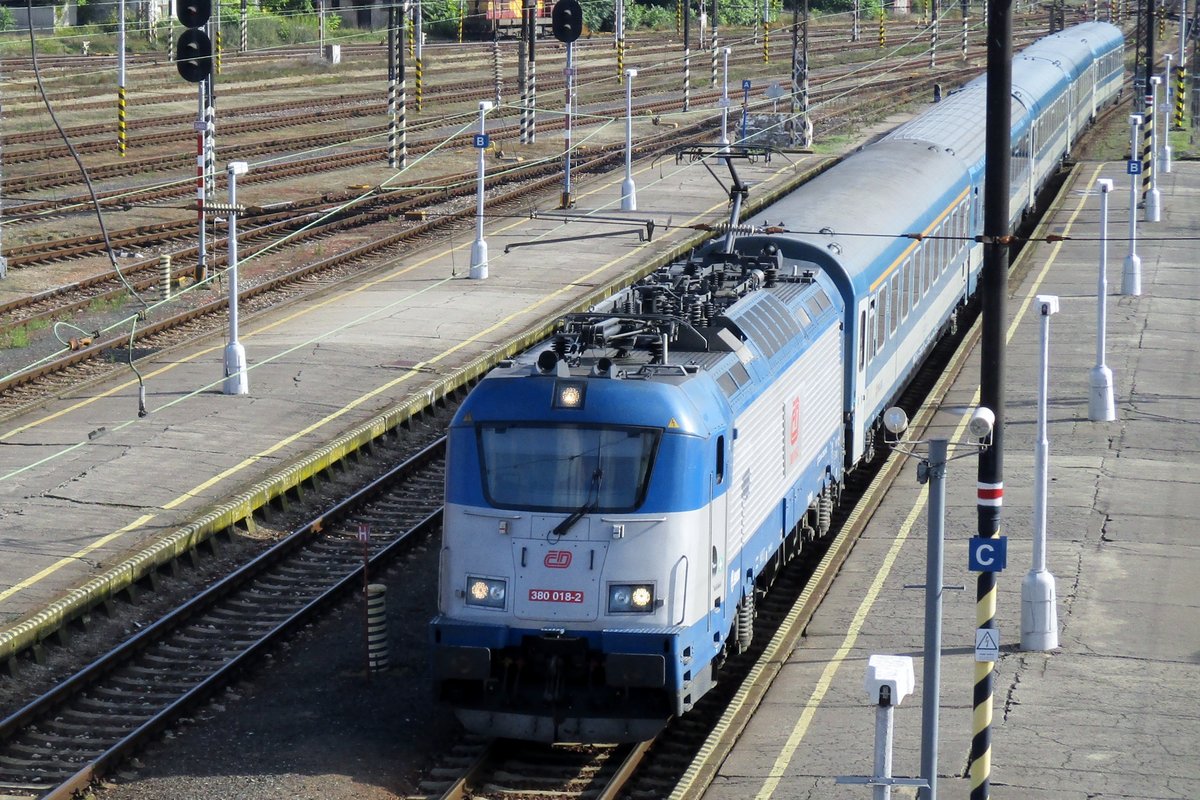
<box><xmin>0</xmin><ymin>0</ymin><xmax>920</xmax><ymax>58</ymax></box>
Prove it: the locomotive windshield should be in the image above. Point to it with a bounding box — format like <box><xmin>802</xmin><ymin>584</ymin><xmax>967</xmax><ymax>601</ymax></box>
<box><xmin>477</xmin><ymin>424</ymin><xmax>660</xmax><ymax>512</ymax></box>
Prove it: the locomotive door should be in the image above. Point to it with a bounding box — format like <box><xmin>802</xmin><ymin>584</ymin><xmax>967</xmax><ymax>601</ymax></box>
<box><xmin>708</xmin><ymin>433</ymin><xmax>728</xmax><ymax>632</ymax></box>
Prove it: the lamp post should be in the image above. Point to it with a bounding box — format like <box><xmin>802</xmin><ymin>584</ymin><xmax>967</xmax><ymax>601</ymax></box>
<box><xmin>1146</xmin><ymin>77</ymin><xmax>1162</xmax><ymax>222</ymax></box>
<box><xmin>1123</xmin><ymin>114</ymin><xmax>1143</xmax><ymax>296</ymax></box>
<box><xmin>1162</xmin><ymin>55</ymin><xmax>1173</xmax><ymax>172</ymax></box>
<box><xmin>223</xmin><ymin>161</ymin><xmax>249</xmax><ymax>396</ymax></box>
<box><xmin>1021</xmin><ymin>295</ymin><xmax>1060</xmax><ymax>651</ymax></box>
<box><xmin>882</xmin><ymin>405</ymin><xmax>994</xmax><ymax>800</ymax></box>
<box><xmin>720</xmin><ymin>48</ymin><xmax>731</xmax><ymax>147</ymax></box>
<box><xmin>1089</xmin><ymin>179</ymin><xmax>1116</xmax><ymax>422</ymax></box>
<box><xmin>621</xmin><ymin>69</ymin><xmax>638</xmax><ymax>211</ymax></box>
<box><xmin>470</xmin><ymin>100</ymin><xmax>494</xmax><ymax>280</ymax></box>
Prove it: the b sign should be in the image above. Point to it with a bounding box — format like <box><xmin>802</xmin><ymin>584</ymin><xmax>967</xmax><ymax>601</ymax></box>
<box><xmin>968</xmin><ymin>536</ymin><xmax>1007</xmax><ymax>572</ymax></box>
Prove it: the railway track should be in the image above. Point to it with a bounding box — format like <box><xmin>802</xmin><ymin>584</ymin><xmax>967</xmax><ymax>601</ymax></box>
<box><xmin>0</xmin><ymin>22</ymin><xmax>1044</xmax><ymax>202</ymax></box>
<box><xmin>0</xmin><ymin>57</ymin><xmax>988</xmax><ymax>419</ymax></box>
<box><xmin>0</xmin><ymin>422</ymin><xmax>454</xmax><ymax>799</ymax></box>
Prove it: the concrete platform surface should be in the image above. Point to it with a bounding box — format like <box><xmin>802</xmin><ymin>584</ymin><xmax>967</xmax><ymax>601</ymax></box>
<box><xmin>701</xmin><ymin>161</ymin><xmax>1200</xmax><ymax>800</ymax></box>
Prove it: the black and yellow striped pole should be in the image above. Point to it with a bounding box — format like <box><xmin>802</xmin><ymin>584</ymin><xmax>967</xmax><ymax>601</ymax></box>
<box><xmin>1140</xmin><ymin>90</ymin><xmax>1153</xmax><ymax>201</ymax></box>
<box><xmin>118</xmin><ymin>85</ymin><xmax>127</xmax><ymax>157</ymax></box>
<box><xmin>879</xmin><ymin>2</ymin><xmax>886</xmax><ymax>48</ymax></box>
<box><xmin>1174</xmin><ymin>67</ymin><xmax>1186</xmax><ymax>130</ymax></box>
<box><xmin>458</xmin><ymin>0</ymin><xmax>464</xmax><ymax>43</ymax></box>
<box><xmin>216</xmin><ymin>27</ymin><xmax>222</xmax><ymax>75</ymax></box>
<box><xmin>1158</xmin><ymin>2</ymin><xmax>1165</xmax><ymax>38</ymax></box>
<box><xmin>676</xmin><ymin>0</ymin><xmax>682</xmax><ymax>34</ymax></box>
<box><xmin>117</xmin><ymin>0</ymin><xmax>126</xmax><ymax>156</ymax></box>
<box><xmin>407</xmin><ymin>0</ymin><xmax>415</xmax><ymax>59</ymax></box>
<box><xmin>971</xmin><ymin>0</ymin><xmax>1012</xmax><ymax>796</ymax></box>
<box><xmin>414</xmin><ymin>0</ymin><xmax>424</xmax><ymax>113</ymax></box>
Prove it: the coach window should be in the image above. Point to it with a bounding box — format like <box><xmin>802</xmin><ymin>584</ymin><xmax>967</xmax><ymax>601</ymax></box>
<box><xmin>900</xmin><ymin>261</ymin><xmax>911</xmax><ymax>319</ymax></box>
<box><xmin>716</xmin><ymin>435</ymin><xmax>725</xmax><ymax>484</ymax></box>
<box><xmin>876</xmin><ymin>289</ymin><xmax>888</xmax><ymax>349</ymax></box>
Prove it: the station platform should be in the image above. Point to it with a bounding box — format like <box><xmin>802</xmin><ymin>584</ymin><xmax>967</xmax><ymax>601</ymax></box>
<box><xmin>698</xmin><ymin>161</ymin><xmax>1200</xmax><ymax>799</ymax></box>
<box><xmin>0</xmin><ymin>146</ymin><xmax>830</xmax><ymax>663</ymax></box>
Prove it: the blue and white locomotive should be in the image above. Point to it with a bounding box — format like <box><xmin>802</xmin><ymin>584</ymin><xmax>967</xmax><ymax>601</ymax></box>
<box><xmin>430</xmin><ymin>23</ymin><xmax>1124</xmax><ymax>742</ymax></box>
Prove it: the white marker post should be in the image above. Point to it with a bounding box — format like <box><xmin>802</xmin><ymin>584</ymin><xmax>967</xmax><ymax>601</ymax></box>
<box><xmin>1089</xmin><ymin>179</ymin><xmax>1116</xmax><ymax>421</ymax></box>
<box><xmin>223</xmin><ymin>161</ymin><xmax>249</xmax><ymax>396</ymax></box>
<box><xmin>1021</xmin><ymin>295</ymin><xmax>1060</xmax><ymax>651</ymax></box>
<box><xmin>1123</xmin><ymin>115</ymin><xmax>1142</xmax><ymax>296</ymax></box>
<box><xmin>720</xmin><ymin>48</ymin><xmax>731</xmax><ymax>148</ymax></box>
<box><xmin>470</xmin><ymin>100</ymin><xmax>494</xmax><ymax>280</ymax></box>
<box><xmin>1162</xmin><ymin>55</ymin><xmax>1173</xmax><ymax>172</ymax></box>
<box><xmin>621</xmin><ymin>69</ymin><xmax>638</xmax><ymax>211</ymax></box>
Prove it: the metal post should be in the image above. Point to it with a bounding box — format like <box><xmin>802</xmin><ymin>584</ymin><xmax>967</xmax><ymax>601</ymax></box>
<box><xmin>195</xmin><ymin>82</ymin><xmax>207</xmax><ymax>283</ymax></box>
<box><xmin>561</xmin><ymin>41</ymin><xmax>574</xmax><ymax>208</ymax></box>
<box><xmin>470</xmin><ymin>101</ymin><xmax>494</xmax><ymax>279</ymax></box>
<box><xmin>118</xmin><ymin>0</ymin><xmax>126</xmax><ymax>157</ymax></box>
<box><xmin>1147</xmin><ymin>76</ymin><xmax>1162</xmax><ymax>221</ymax></box>
<box><xmin>972</xmin><ymin>0</ymin><xmax>1012</xmax><ymax>794</ymax></box>
<box><xmin>1089</xmin><ymin>179</ymin><xmax>1116</xmax><ymax>421</ymax></box>
<box><xmin>918</xmin><ymin>438</ymin><xmax>947</xmax><ymax>800</ymax></box>
<box><xmin>854</xmin><ymin>0</ymin><xmax>860</xmax><ymax>41</ymax></box>
<box><xmin>388</xmin><ymin>7</ymin><xmax>399</xmax><ymax>169</ymax></box>
<box><xmin>223</xmin><ymin>161</ymin><xmax>249</xmax><ymax>395</ymax></box>
<box><xmin>711</xmin><ymin>0</ymin><xmax>719</xmax><ymax>86</ymax></box>
<box><xmin>617</xmin><ymin>0</ymin><xmax>625</xmax><ymax>83</ymax></box>
<box><xmin>240</xmin><ymin>0</ymin><xmax>247</xmax><ymax>53</ymax></box>
<box><xmin>930</xmin><ymin>0</ymin><xmax>938</xmax><ymax>69</ymax></box>
<box><xmin>683</xmin><ymin>0</ymin><xmax>691</xmax><ymax>112</ymax></box>
<box><xmin>318</xmin><ymin>0</ymin><xmax>325</xmax><ymax>54</ymax></box>
<box><xmin>720</xmin><ymin>48</ymin><xmax>731</xmax><ymax>146</ymax></box>
<box><xmin>0</xmin><ymin>57</ymin><xmax>4</xmax><ymax>279</ymax></box>
<box><xmin>874</xmin><ymin>700</ymin><xmax>896</xmax><ymax>800</ymax></box>
<box><xmin>415</xmin><ymin>0</ymin><xmax>424</xmax><ymax>113</ymax></box>
<box><xmin>1124</xmin><ymin>115</ymin><xmax>1143</xmax><ymax>296</ymax></box>
<box><xmin>621</xmin><ymin>69</ymin><xmax>638</xmax><ymax>211</ymax></box>
<box><xmin>1163</xmin><ymin>56</ymin><xmax>1174</xmax><ymax>170</ymax></box>
<box><xmin>962</xmin><ymin>0</ymin><xmax>968</xmax><ymax>60</ymax></box>
<box><xmin>493</xmin><ymin>36</ymin><xmax>503</xmax><ymax>105</ymax></box>
<box><xmin>528</xmin><ymin>0</ymin><xmax>537</xmax><ymax>143</ymax></box>
<box><xmin>518</xmin><ymin>4</ymin><xmax>528</xmax><ymax>144</ymax></box>
<box><xmin>1021</xmin><ymin>295</ymin><xmax>1060</xmax><ymax>651</ymax></box>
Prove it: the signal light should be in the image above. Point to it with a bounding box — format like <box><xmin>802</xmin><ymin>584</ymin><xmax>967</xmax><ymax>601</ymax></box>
<box><xmin>177</xmin><ymin>0</ymin><xmax>211</xmax><ymax>29</ymax></box>
<box><xmin>552</xmin><ymin>0</ymin><xmax>582</xmax><ymax>43</ymax></box>
<box><xmin>175</xmin><ymin>0</ymin><xmax>212</xmax><ymax>83</ymax></box>
<box><xmin>176</xmin><ymin>28</ymin><xmax>213</xmax><ymax>84</ymax></box>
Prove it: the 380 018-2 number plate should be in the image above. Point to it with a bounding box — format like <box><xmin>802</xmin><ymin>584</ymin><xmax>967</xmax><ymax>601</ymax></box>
<box><xmin>529</xmin><ymin>589</ymin><xmax>584</xmax><ymax>603</ymax></box>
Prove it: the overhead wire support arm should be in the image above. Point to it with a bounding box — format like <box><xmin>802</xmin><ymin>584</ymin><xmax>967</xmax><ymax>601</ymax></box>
<box><xmin>503</xmin><ymin>227</ymin><xmax>648</xmax><ymax>254</ymax></box>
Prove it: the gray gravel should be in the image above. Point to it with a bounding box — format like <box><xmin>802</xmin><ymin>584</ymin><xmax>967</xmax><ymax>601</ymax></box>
<box><xmin>88</xmin><ymin>542</ymin><xmax>459</xmax><ymax>800</ymax></box>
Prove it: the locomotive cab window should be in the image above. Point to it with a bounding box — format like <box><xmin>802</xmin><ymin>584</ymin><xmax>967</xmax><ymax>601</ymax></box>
<box><xmin>478</xmin><ymin>424</ymin><xmax>660</xmax><ymax>512</ymax></box>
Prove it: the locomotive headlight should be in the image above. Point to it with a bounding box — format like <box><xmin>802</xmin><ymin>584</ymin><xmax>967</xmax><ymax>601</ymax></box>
<box><xmin>608</xmin><ymin>583</ymin><xmax>655</xmax><ymax>613</ymax></box>
<box><xmin>553</xmin><ymin>380</ymin><xmax>587</xmax><ymax>409</ymax></box>
<box><xmin>466</xmin><ymin>576</ymin><xmax>506</xmax><ymax>609</ymax></box>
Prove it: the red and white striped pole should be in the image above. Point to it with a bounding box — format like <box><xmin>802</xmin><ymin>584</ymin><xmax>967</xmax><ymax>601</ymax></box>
<box><xmin>195</xmin><ymin>82</ymin><xmax>207</xmax><ymax>283</ymax></box>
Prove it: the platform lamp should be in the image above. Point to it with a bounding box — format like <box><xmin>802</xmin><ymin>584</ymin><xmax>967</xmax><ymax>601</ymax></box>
<box><xmin>470</xmin><ymin>100</ymin><xmax>494</xmax><ymax>280</ymax></box>
<box><xmin>223</xmin><ymin>161</ymin><xmax>249</xmax><ymax>395</ymax></box>
<box><xmin>621</xmin><ymin>69</ymin><xmax>638</xmax><ymax>211</ymax></box>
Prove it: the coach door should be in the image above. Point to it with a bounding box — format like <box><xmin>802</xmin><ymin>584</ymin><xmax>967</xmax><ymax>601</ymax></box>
<box><xmin>852</xmin><ymin>297</ymin><xmax>871</xmax><ymax>462</ymax></box>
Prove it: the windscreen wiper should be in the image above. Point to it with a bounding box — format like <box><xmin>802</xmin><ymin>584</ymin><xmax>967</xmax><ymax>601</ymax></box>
<box><xmin>551</xmin><ymin>468</ymin><xmax>602</xmax><ymax>538</ymax></box>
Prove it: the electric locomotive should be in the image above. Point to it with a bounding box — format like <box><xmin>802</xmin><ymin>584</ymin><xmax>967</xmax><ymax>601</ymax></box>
<box><xmin>430</xmin><ymin>22</ymin><xmax>1124</xmax><ymax>743</ymax></box>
